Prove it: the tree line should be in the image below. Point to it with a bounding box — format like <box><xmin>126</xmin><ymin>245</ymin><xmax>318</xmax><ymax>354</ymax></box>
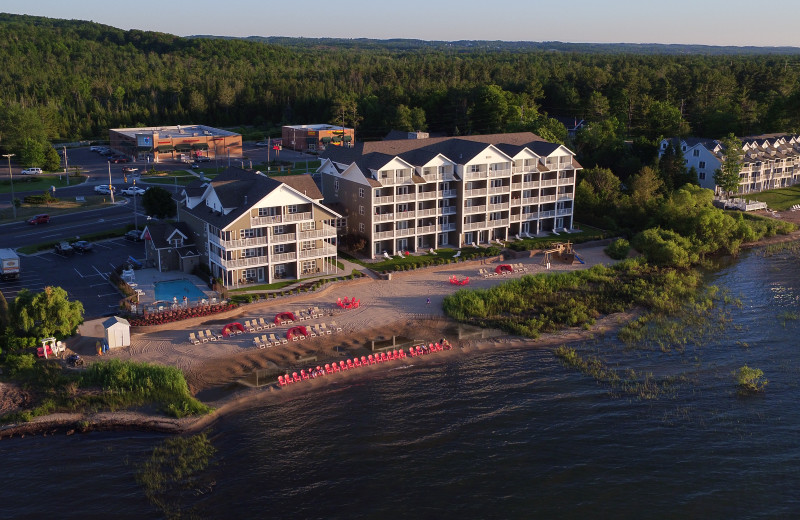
<box><xmin>1</xmin><ymin>13</ymin><xmax>800</xmax><ymax>171</ymax></box>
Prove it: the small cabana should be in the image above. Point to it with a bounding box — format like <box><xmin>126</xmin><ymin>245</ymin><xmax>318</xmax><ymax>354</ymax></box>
<box><xmin>221</xmin><ymin>322</ymin><xmax>245</xmax><ymax>337</ymax></box>
<box><xmin>287</xmin><ymin>326</ymin><xmax>308</xmax><ymax>340</ymax></box>
<box><xmin>275</xmin><ymin>311</ymin><xmax>296</xmax><ymax>324</ymax></box>
<box><xmin>103</xmin><ymin>316</ymin><xmax>131</xmax><ymax>348</ymax></box>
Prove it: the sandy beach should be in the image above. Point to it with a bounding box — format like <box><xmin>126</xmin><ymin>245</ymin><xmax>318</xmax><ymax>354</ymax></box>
<box><xmin>2</xmin><ymin>229</ymin><xmax>797</xmax><ymax>439</ymax></box>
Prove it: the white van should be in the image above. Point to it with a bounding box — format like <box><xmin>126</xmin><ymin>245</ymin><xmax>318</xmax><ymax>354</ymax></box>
<box><xmin>21</xmin><ymin>167</ymin><xmax>43</xmax><ymax>175</ymax></box>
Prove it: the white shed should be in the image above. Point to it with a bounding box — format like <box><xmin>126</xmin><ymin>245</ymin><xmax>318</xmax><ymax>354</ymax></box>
<box><xmin>103</xmin><ymin>316</ymin><xmax>131</xmax><ymax>348</ymax></box>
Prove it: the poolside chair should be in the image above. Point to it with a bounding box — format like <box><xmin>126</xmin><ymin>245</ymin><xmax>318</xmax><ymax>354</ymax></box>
<box><xmin>309</xmin><ymin>325</ymin><xmax>317</xmax><ymax>337</ymax></box>
<box><xmin>311</xmin><ymin>306</ymin><xmax>321</xmax><ymax>318</ymax></box>
<box><xmin>330</xmin><ymin>321</ymin><xmax>342</xmax><ymax>333</ymax></box>
<box><xmin>253</xmin><ymin>336</ymin><xmax>262</xmax><ymax>347</ymax></box>
<box><xmin>319</xmin><ymin>323</ymin><xmax>331</xmax><ymax>335</ymax></box>
<box><xmin>253</xmin><ymin>319</ymin><xmax>263</xmax><ymax>331</ymax></box>
<box><xmin>205</xmin><ymin>329</ymin><xmax>218</xmax><ymax>341</ymax></box>
<box><xmin>260</xmin><ymin>334</ymin><xmax>269</xmax><ymax>348</ymax></box>
<box><xmin>453</xmin><ymin>250</ymin><xmax>461</xmax><ymax>258</ymax></box>
<box><xmin>198</xmin><ymin>330</ymin><xmax>208</xmax><ymax>343</ymax></box>
<box><xmin>244</xmin><ymin>320</ymin><xmax>256</xmax><ymax>333</ymax></box>
<box><xmin>258</xmin><ymin>317</ymin><xmax>270</xmax><ymax>329</ymax></box>
<box><xmin>189</xmin><ymin>332</ymin><xmax>200</xmax><ymax>345</ymax></box>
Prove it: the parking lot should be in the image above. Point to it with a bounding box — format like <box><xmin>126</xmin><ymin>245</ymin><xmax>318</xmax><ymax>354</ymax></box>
<box><xmin>0</xmin><ymin>236</ymin><xmax>147</xmax><ymax>318</ymax></box>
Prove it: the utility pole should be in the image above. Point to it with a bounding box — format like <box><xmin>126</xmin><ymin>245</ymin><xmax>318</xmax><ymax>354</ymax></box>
<box><xmin>63</xmin><ymin>146</ymin><xmax>69</xmax><ymax>185</ymax></box>
<box><xmin>107</xmin><ymin>161</ymin><xmax>115</xmax><ymax>203</ymax></box>
<box><xmin>3</xmin><ymin>153</ymin><xmax>15</xmax><ymax>218</ymax></box>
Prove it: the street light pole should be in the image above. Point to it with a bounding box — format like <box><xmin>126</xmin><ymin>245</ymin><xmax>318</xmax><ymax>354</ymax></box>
<box><xmin>63</xmin><ymin>146</ymin><xmax>69</xmax><ymax>186</ymax></box>
<box><xmin>3</xmin><ymin>153</ymin><xmax>15</xmax><ymax>219</ymax></box>
<box><xmin>108</xmin><ymin>161</ymin><xmax>115</xmax><ymax>203</ymax></box>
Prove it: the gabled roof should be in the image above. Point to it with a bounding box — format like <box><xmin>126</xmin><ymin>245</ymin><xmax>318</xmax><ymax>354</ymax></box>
<box><xmin>143</xmin><ymin>221</ymin><xmax>195</xmax><ymax>250</ymax></box>
<box><xmin>274</xmin><ymin>174</ymin><xmax>323</xmax><ymax>200</ymax></box>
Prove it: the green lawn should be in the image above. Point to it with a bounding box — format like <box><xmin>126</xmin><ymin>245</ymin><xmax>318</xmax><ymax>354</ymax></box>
<box><xmin>747</xmin><ymin>185</ymin><xmax>800</xmax><ymax>211</ymax></box>
<box><xmin>0</xmin><ymin>174</ymin><xmax>86</xmax><ymax>194</ymax></box>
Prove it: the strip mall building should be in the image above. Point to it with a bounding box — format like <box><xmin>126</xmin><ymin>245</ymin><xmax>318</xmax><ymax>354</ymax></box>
<box><xmin>109</xmin><ymin>125</ymin><xmax>242</xmax><ymax>163</ymax></box>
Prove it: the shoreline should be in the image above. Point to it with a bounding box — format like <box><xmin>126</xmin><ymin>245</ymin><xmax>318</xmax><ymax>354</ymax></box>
<box><xmin>2</xmin><ymin>229</ymin><xmax>798</xmax><ymax>441</ymax></box>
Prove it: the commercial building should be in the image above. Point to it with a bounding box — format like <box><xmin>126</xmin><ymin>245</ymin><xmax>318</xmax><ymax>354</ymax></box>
<box><xmin>109</xmin><ymin>125</ymin><xmax>242</xmax><ymax>163</ymax></box>
<box><xmin>281</xmin><ymin>124</ymin><xmax>354</xmax><ymax>153</ymax></box>
<box><xmin>659</xmin><ymin>134</ymin><xmax>800</xmax><ymax>194</ymax></box>
<box><xmin>317</xmin><ymin>132</ymin><xmax>580</xmax><ymax>257</ymax></box>
<box><xmin>180</xmin><ymin>167</ymin><xmax>340</xmax><ymax>288</ymax></box>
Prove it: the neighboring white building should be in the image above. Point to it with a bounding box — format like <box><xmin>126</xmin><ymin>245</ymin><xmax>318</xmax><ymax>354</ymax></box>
<box><xmin>659</xmin><ymin>134</ymin><xmax>800</xmax><ymax>194</ymax></box>
<box><xmin>318</xmin><ymin>132</ymin><xmax>580</xmax><ymax>256</ymax></box>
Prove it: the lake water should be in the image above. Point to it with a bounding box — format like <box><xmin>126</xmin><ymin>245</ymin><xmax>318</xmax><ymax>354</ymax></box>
<box><xmin>2</xmin><ymin>249</ymin><xmax>799</xmax><ymax>519</ymax></box>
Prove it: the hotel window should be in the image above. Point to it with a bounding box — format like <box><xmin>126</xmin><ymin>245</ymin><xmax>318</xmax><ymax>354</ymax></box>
<box><xmin>699</xmin><ymin>162</ymin><xmax>706</xmax><ymax>169</ymax></box>
<box><xmin>470</xmin><ymin>164</ymin><xmax>480</xmax><ymax>173</ymax></box>
<box><xmin>301</xmin><ymin>240</ymin><xmax>314</xmax><ymax>251</ymax></box>
<box><xmin>359</xmin><ymin>222</ymin><xmax>365</xmax><ymax>232</ymax></box>
<box><xmin>359</xmin><ymin>188</ymin><xmax>365</xmax><ymax>198</ymax></box>
<box><xmin>258</xmin><ymin>207</ymin><xmax>276</xmax><ymax>217</ymax></box>
<box><xmin>359</xmin><ymin>205</ymin><xmax>364</xmax><ymax>215</ymax></box>
<box><xmin>334</xmin><ymin>179</ymin><xmax>339</xmax><ymax>191</ymax></box>
<box><xmin>274</xmin><ymin>244</ymin><xmax>285</xmax><ymax>254</ymax></box>
<box><xmin>302</xmin><ymin>261</ymin><xmax>315</xmax><ymax>274</ymax></box>
<box><xmin>242</xmin><ymin>248</ymin><xmax>259</xmax><ymax>258</ymax></box>
<box><xmin>693</xmin><ymin>150</ymin><xmax>700</xmax><ymax>157</ymax></box>
<box><xmin>240</xmin><ymin>229</ymin><xmax>256</xmax><ymax>238</ymax></box>
<box><xmin>300</xmin><ymin>221</ymin><xmax>315</xmax><ymax>231</ymax></box>
<box><xmin>699</xmin><ymin>171</ymin><xmax>706</xmax><ymax>180</ymax></box>
<box><xmin>423</xmin><ymin>167</ymin><xmax>433</xmax><ymax>177</ymax></box>
<box><xmin>287</xmin><ymin>205</ymin><xmax>298</xmax><ymax>214</ymax></box>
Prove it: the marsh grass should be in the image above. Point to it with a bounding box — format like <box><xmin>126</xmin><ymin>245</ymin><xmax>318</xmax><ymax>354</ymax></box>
<box><xmin>554</xmin><ymin>345</ymin><xmax>682</xmax><ymax>399</ymax></box>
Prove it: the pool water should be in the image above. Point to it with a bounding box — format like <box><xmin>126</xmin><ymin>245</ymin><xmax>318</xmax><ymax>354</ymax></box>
<box><xmin>154</xmin><ymin>279</ymin><xmax>207</xmax><ymax>303</ymax></box>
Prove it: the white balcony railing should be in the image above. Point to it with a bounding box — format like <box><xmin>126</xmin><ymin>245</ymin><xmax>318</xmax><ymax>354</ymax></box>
<box><xmin>539</xmin><ymin>210</ymin><xmax>556</xmax><ymax>218</ymax></box>
<box><xmin>511</xmin><ymin>182</ymin><xmax>523</xmax><ymax>191</ymax></box>
<box><xmin>395</xmin><ymin>210</ymin><xmax>416</xmax><ymax>219</ymax></box>
<box><xmin>374</xmin><ymin>230</ymin><xmax>394</xmax><ymax>239</ymax></box>
<box><xmin>271</xmin><ymin>251</ymin><xmax>298</xmax><ymax>263</ymax></box>
<box><xmin>488</xmin><ymin>186</ymin><xmax>508</xmax><ymax>195</ymax></box>
<box><xmin>215</xmin><ymin>254</ymin><xmax>270</xmax><ymax>269</ymax></box>
<box><xmin>417</xmin><ymin>225</ymin><xmax>436</xmax><ymax>234</ymax></box>
<box><xmin>540</xmin><ymin>179</ymin><xmax>558</xmax><ymax>187</ymax></box>
<box><xmin>464</xmin><ymin>205</ymin><xmax>487</xmax><ymax>214</ymax></box>
<box><xmin>440</xmin><ymin>206</ymin><xmax>457</xmax><ymax>215</ymax></box>
<box><xmin>557</xmin><ymin>208</ymin><xmax>573</xmax><ymax>216</ymax></box>
<box><xmin>210</xmin><ymin>235</ymin><xmax>269</xmax><ymax>249</ymax></box>
<box><xmin>374</xmin><ymin>213</ymin><xmax>395</xmax><ymax>222</ymax></box>
<box><xmin>395</xmin><ymin>193</ymin><xmax>415</xmax><ymax>202</ymax></box>
<box><xmin>441</xmin><ymin>190</ymin><xmax>457</xmax><ymax>198</ymax></box>
<box><xmin>488</xmin><ymin>218</ymin><xmax>509</xmax><ymax>227</ymax></box>
<box><xmin>521</xmin><ymin>197</ymin><xmax>538</xmax><ymax>205</ymax></box>
<box><xmin>418</xmin><ymin>191</ymin><xmax>438</xmax><ymax>200</ymax></box>
<box><xmin>463</xmin><ymin>171</ymin><xmax>486</xmax><ymax>180</ymax></box>
<box><xmin>251</xmin><ymin>215</ymin><xmax>282</xmax><ymax>226</ymax></box>
<box><xmin>299</xmin><ymin>225</ymin><xmax>336</xmax><ymax>240</ymax></box>
<box><xmin>284</xmin><ymin>211</ymin><xmax>312</xmax><ymax>223</ymax></box>
<box><xmin>464</xmin><ymin>188</ymin><xmax>487</xmax><ymax>197</ymax></box>
<box><xmin>522</xmin><ymin>181</ymin><xmax>540</xmax><ymax>189</ymax></box>
<box><xmin>271</xmin><ymin>232</ymin><xmax>297</xmax><ymax>243</ymax></box>
<box><xmin>375</xmin><ymin>195</ymin><xmax>394</xmax><ymax>204</ymax></box>
<box><xmin>396</xmin><ymin>227</ymin><xmax>415</xmax><ymax>237</ymax></box>
<box><xmin>441</xmin><ymin>223</ymin><xmax>456</xmax><ymax>231</ymax></box>
<box><xmin>487</xmin><ymin>167</ymin><xmax>511</xmax><ymax>178</ymax></box>
<box><xmin>463</xmin><ymin>221</ymin><xmax>486</xmax><ymax>231</ymax></box>
<box><xmin>539</xmin><ymin>195</ymin><xmax>557</xmax><ymax>203</ymax></box>
<box><xmin>300</xmin><ymin>245</ymin><xmax>337</xmax><ymax>259</ymax></box>
<box><xmin>488</xmin><ymin>202</ymin><xmax>510</xmax><ymax>211</ymax></box>
<box><xmin>417</xmin><ymin>208</ymin><xmax>438</xmax><ymax>217</ymax></box>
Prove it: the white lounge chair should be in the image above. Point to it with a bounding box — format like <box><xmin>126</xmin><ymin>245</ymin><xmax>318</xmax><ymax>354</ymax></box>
<box><xmin>320</xmin><ymin>323</ymin><xmax>332</xmax><ymax>335</ymax></box>
<box><xmin>429</xmin><ymin>248</ymin><xmax>435</xmax><ymax>254</ymax></box>
<box><xmin>330</xmin><ymin>321</ymin><xmax>342</xmax><ymax>333</ymax></box>
<box><xmin>189</xmin><ymin>332</ymin><xmax>200</xmax><ymax>345</ymax></box>
<box><xmin>261</xmin><ymin>334</ymin><xmax>270</xmax><ymax>348</ymax></box>
<box><xmin>244</xmin><ymin>320</ymin><xmax>256</xmax><ymax>333</ymax></box>
<box><xmin>205</xmin><ymin>329</ymin><xmax>218</xmax><ymax>341</ymax></box>
<box><xmin>253</xmin><ymin>336</ymin><xmax>263</xmax><ymax>347</ymax></box>
<box><xmin>515</xmin><ymin>234</ymin><xmax>521</xmax><ymax>241</ymax></box>
<box><xmin>198</xmin><ymin>330</ymin><xmax>208</xmax><ymax>343</ymax></box>
<box><xmin>453</xmin><ymin>250</ymin><xmax>461</xmax><ymax>258</ymax></box>
<box><xmin>383</xmin><ymin>251</ymin><xmax>391</xmax><ymax>260</ymax></box>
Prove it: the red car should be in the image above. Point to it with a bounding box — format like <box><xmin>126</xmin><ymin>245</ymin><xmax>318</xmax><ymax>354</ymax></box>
<box><xmin>111</xmin><ymin>157</ymin><xmax>129</xmax><ymax>163</ymax></box>
<box><xmin>27</xmin><ymin>214</ymin><xmax>50</xmax><ymax>225</ymax></box>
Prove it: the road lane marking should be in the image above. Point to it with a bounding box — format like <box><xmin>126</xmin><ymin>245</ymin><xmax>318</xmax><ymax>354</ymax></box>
<box><xmin>73</xmin><ymin>268</ymin><xmax>85</xmax><ymax>279</ymax></box>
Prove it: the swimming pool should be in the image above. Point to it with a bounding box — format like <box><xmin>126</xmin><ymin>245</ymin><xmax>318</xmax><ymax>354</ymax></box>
<box><xmin>154</xmin><ymin>279</ymin><xmax>207</xmax><ymax>303</ymax></box>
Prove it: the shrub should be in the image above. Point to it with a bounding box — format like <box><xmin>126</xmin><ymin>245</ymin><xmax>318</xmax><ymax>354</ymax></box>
<box><xmin>735</xmin><ymin>365</ymin><xmax>768</xmax><ymax>394</ymax></box>
<box><xmin>605</xmin><ymin>238</ymin><xmax>631</xmax><ymax>260</ymax></box>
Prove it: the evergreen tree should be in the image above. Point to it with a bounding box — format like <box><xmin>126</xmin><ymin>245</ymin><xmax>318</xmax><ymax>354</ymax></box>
<box><xmin>713</xmin><ymin>133</ymin><xmax>744</xmax><ymax>198</ymax></box>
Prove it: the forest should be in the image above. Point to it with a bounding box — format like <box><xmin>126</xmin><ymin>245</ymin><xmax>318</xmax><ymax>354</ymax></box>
<box><xmin>1</xmin><ymin>13</ymin><xmax>800</xmax><ymax>175</ymax></box>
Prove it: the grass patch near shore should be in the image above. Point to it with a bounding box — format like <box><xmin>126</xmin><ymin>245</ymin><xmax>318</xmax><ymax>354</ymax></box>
<box><xmin>746</xmin><ymin>185</ymin><xmax>800</xmax><ymax>211</ymax></box>
<box><xmin>443</xmin><ymin>258</ymin><xmax>705</xmax><ymax>339</ymax></box>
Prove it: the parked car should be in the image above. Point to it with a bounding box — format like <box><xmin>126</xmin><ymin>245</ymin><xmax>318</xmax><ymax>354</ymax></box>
<box><xmin>124</xmin><ymin>229</ymin><xmax>143</xmax><ymax>242</ymax></box>
<box><xmin>255</xmin><ymin>141</ymin><xmax>270</xmax><ymax>147</ymax></box>
<box><xmin>195</xmin><ymin>156</ymin><xmax>211</xmax><ymax>162</ymax></box>
<box><xmin>122</xmin><ymin>166</ymin><xmax>139</xmax><ymax>174</ymax></box>
<box><xmin>111</xmin><ymin>156</ymin><xmax>129</xmax><ymax>163</ymax></box>
<box><xmin>89</xmin><ymin>146</ymin><xmax>104</xmax><ymax>152</ymax></box>
<box><xmin>70</xmin><ymin>240</ymin><xmax>93</xmax><ymax>254</ymax></box>
<box><xmin>191</xmin><ymin>163</ymin><xmax>200</xmax><ymax>169</ymax></box>
<box><xmin>27</xmin><ymin>214</ymin><xmax>50</xmax><ymax>225</ymax></box>
<box><xmin>94</xmin><ymin>184</ymin><xmax>116</xmax><ymax>194</ymax></box>
<box><xmin>21</xmin><ymin>167</ymin><xmax>43</xmax><ymax>175</ymax></box>
<box><xmin>121</xmin><ymin>186</ymin><xmax>146</xmax><ymax>196</ymax></box>
<box><xmin>54</xmin><ymin>242</ymin><xmax>74</xmax><ymax>256</ymax></box>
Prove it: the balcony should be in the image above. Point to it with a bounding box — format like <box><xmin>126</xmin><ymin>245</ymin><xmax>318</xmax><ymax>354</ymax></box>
<box><xmin>540</xmin><ymin>179</ymin><xmax>558</xmax><ymax>187</ymax></box>
<box><xmin>511</xmin><ymin>182</ymin><xmax>523</xmax><ymax>191</ymax></box>
<box><xmin>417</xmin><ymin>208</ymin><xmax>438</xmax><ymax>217</ymax></box>
<box><xmin>522</xmin><ymin>180</ymin><xmax>540</xmax><ymax>189</ymax></box>
<box><xmin>395</xmin><ymin>210</ymin><xmax>416</xmax><ymax>220</ymax></box>
<box><xmin>299</xmin><ymin>225</ymin><xmax>336</xmax><ymax>240</ymax></box>
<box><xmin>284</xmin><ymin>211</ymin><xmax>312</xmax><ymax>223</ymax></box>
<box><xmin>441</xmin><ymin>189</ymin><xmax>457</xmax><ymax>198</ymax></box>
<box><xmin>440</xmin><ymin>206</ymin><xmax>457</xmax><ymax>215</ymax></box>
<box><xmin>539</xmin><ymin>210</ymin><xmax>556</xmax><ymax>218</ymax></box>
<box><xmin>487</xmin><ymin>167</ymin><xmax>511</xmax><ymax>178</ymax></box>
<box><xmin>557</xmin><ymin>193</ymin><xmax>573</xmax><ymax>201</ymax></box>
<box><xmin>213</xmin><ymin>254</ymin><xmax>270</xmax><ymax>269</ymax></box>
<box><xmin>512</xmin><ymin>165</ymin><xmax>537</xmax><ymax>174</ymax></box>
<box><xmin>521</xmin><ymin>197</ymin><xmax>538</xmax><ymax>205</ymax></box>
<box><xmin>557</xmin><ymin>208</ymin><xmax>573</xmax><ymax>216</ymax></box>
<box><xmin>395</xmin><ymin>193</ymin><xmax>415</xmax><ymax>202</ymax></box>
<box><xmin>375</xmin><ymin>195</ymin><xmax>394</xmax><ymax>204</ymax></box>
<box><xmin>271</xmin><ymin>251</ymin><xmax>298</xmax><ymax>263</ymax></box>
<box><xmin>300</xmin><ymin>245</ymin><xmax>338</xmax><ymax>259</ymax></box>
<box><xmin>374</xmin><ymin>213</ymin><xmax>395</xmax><ymax>223</ymax></box>
<box><xmin>441</xmin><ymin>223</ymin><xmax>456</xmax><ymax>231</ymax></box>
<box><xmin>271</xmin><ymin>232</ymin><xmax>297</xmax><ymax>244</ymax></box>
<box><xmin>558</xmin><ymin>175</ymin><xmax>576</xmax><ymax>185</ymax></box>
<box><xmin>417</xmin><ymin>225</ymin><xmax>436</xmax><ymax>234</ymax></box>
<box><xmin>418</xmin><ymin>191</ymin><xmax>438</xmax><ymax>200</ymax></box>
<box><xmin>463</xmin><ymin>221</ymin><xmax>486</xmax><ymax>231</ymax></box>
<box><xmin>374</xmin><ymin>230</ymin><xmax>394</xmax><ymax>239</ymax></box>
<box><xmin>210</xmin><ymin>235</ymin><xmax>269</xmax><ymax>249</ymax></box>
<box><xmin>463</xmin><ymin>170</ymin><xmax>486</xmax><ymax>180</ymax></box>
<box><xmin>396</xmin><ymin>227</ymin><xmax>415</xmax><ymax>237</ymax></box>
<box><xmin>251</xmin><ymin>214</ymin><xmax>283</xmax><ymax>226</ymax></box>
<box><xmin>488</xmin><ymin>185</ymin><xmax>508</xmax><ymax>195</ymax></box>
<box><xmin>539</xmin><ymin>195</ymin><xmax>557</xmax><ymax>203</ymax></box>
<box><xmin>488</xmin><ymin>218</ymin><xmax>509</xmax><ymax>227</ymax></box>
<box><xmin>464</xmin><ymin>188</ymin><xmax>487</xmax><ymax>197</ymax></box>
<box><xmin>488</xmin><ymin>202</ymin><xmax>510</xmax><ymax>211</ymax></box>
<box><xmin>510</xmin><ymin>213</ymin><xmax>522</xmax><ymax>222</ymax></box>
<box><xmin>464</xmin><ymin>205</ymin><xmax>487</xmax><ymax>214</ymax></box>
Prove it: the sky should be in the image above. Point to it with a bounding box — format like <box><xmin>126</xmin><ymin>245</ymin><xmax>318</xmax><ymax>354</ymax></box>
<box><xmin>3</xmin><ymin>0</ymin><xmax>800</xmax><ymax>47</ymax></box>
